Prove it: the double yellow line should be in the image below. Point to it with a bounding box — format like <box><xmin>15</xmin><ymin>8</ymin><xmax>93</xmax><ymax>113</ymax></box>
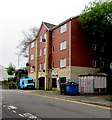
<box><xmin>17</xmin><ymin>91</ymin><xmax>112</xmax><ymax>110</ymax></box>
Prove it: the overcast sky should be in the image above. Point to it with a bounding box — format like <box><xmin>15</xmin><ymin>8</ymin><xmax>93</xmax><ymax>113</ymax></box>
<box><xmin>0</xmin><ymin>0</ymin><xmax>93</xmax><ymax>68</ymax></box>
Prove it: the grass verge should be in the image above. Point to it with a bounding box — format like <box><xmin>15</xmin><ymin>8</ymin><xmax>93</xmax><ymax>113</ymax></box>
<box><xmin>105</xmin><ymin>98</ymin><xmax>112</xmax><ymax>102</ymax></box>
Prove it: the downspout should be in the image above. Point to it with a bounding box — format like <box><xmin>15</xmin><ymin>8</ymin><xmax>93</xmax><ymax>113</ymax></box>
<box><xmin>69</xmin><ymin>20</ymin><xmax>72</xmax><ymax>80</ymax></box>
<box><xmin>35</xmin><ymin>38</ymin><xmax>39</xmax><ymax>89</ymax></box>
<box><xmin>45</xmin><ymin>30</ymin><xmax>49</xmax><ymax>90</ymax></box>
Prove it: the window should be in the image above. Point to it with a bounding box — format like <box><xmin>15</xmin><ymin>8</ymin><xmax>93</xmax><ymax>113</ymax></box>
<box><xmin>39</xmin><ymin>49</ymin><xmax>42</xmax><ymax>56</ymax></box>
<box><xmin>30</xmin><ymin>67</ymin><xmax>34</xmax><ymax>73</ymax></box>
<box><xmin>60</xmin><ymin>58</ymin><xmax>66</xmax><ymax>68</ymax></box>
<box><xmin>31</xmin><ymin>42</ymin><xmax>34</xmax><ymax>48</ymax></box>
<box><xmin>52</xmin><ymin>31</ymin><xmax>54</xmax><ymax>38</ymax></box>
<box><xmin>60</xmin><ymin>41</ymin><xmax>66</xmax><ymax>50</ymax></box>
<box><xmin>100</xmin><ymin>46</ymin><xmax>104</xmax><ymax>52</ymax></box>
<box><xmin>44</xmin><ymin>63</ymin><xmax>46</xmax><ymax>69</ymax></box>
<box><xmin>52</xmin><ymin>78</ymin><xmax>57</xmax><ymax>88</ymax></box>
<box><xmin>39</xmin><ymin>64</ymin><xmax>42</xmax><ymax>70</ymax></box>
<box><xmin>92</xmin><ymin>60</ymin><xmax>97</xmax><ymax>67</ymax></box>
<box><xmin>40</xmin><ymin>36</ymin><xmax>42</xmax><ymax>42</ymax></box>
<box><xmin>44</xmin><ymin>48</ymin><xmax>46</xmax><ymax>55</ymax></box>
<box><xmin>52</xmin><ymin>46</ymin><xmax>54</xmax><ymax>53</ymax></box>
<box><xmin>30</xmin><ymin>54</ymin><xmax>34</xmax><ymax>60</ymax></box>
<box><xmin>44</xmin><ymin>33</ymin><xmax>46</xmax><ymax>39</ymax></box>
<box><xmin>60</xmin><ymin>24</ymin><xmax>67</xmax><ymax>34</ymax></box>
<box><xmin>52</xmin><ymin>62</ymin><xmax>54</xmax><ymax>69</ymax></box>
<box><xmin>100</xmin><ymin>61</ymin><xmax>104</xmax><ymax>68</ymax></box>
<box><xmin>92</xmin><ymin>44</ymin><xmax>97</xmax><ymax>51</ymax></box>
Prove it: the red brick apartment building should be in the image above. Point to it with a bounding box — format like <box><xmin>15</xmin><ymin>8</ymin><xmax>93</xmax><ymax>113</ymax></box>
<box><xmin>28</xmin><ymin>16</ymin><xmax>100</xmax><ymax>90</ymax></box>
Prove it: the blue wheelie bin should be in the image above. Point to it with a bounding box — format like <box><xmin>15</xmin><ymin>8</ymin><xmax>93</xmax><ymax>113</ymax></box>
<box><xmin>66</xmin><ymin>81</ymin><xmax>78</xmax><ymax>94</ymax></box>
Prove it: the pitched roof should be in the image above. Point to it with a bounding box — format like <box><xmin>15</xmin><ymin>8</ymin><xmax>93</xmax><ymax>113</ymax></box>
<box><xmin>43</xmin><ymin>22</ymin><xmax>56</xmax><ymax>29</ymax></box>
<box><xmin>52</xmin><ymin>15</ymin><xmax>79</xmax><ymax>30</ymax></box>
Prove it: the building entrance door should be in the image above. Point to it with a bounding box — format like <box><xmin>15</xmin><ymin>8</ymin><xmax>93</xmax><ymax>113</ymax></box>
<box><xmin>52</xmin><ymin>78</ymin><xmax>57</xmax><ymax>88</ymax></box>
<box><xmin>39</xmin><ymin>77</ymin><xmax>45</xmax><ymax>90</ymax></box>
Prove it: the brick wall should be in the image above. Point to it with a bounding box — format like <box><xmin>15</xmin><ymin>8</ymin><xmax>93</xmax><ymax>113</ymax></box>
<box><xmin>71</xmin><ymin>18</ymin><xmax>97</xmax><ymax>67</ymax></box>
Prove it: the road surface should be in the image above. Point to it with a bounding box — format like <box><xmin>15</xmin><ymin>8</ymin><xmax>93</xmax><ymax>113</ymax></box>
<box><xmin>1</xmin><ymin>89</ymin><xmax>111</xmax><ymax>119</ymax></box>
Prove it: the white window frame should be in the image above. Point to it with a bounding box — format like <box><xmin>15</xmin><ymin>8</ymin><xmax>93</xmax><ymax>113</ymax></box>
<box><xmin>39</xmin><ymin>49</ymin><xmax>42</xmax><ymax>56</ymax></box>
<box><xmin>30</xmin><ymin>54</ymin><xmax>34</xmax><ymax>60</ymax></box>
<box><xmin>44</xmin><ymin>63</ymin><xmax>46</xmax><ymax>69</ymax></box>
<box><xmin>60</xmin><ymin>24</ymin><xmax>67</xmax><ymax>34</ymax></box>
<box><xmin>92</xmin><ymin>60</ymin><xmax>97</xmax><ymax>67</ymax></box>
<box><xmin>44</xmin><ymin>33</ymin><xmax>46</xmax><ymax>39</ymax></box>
<box><xmin>100</xmin><ymin>46</ymin><xmax>104</xmax><ymax>52</ymax></box>
<box><xmin>60</xmin><ymin>41</ymin><xmax>66</xmax><ymax>50</ymax></box>
<box><xmin>31</xmin><ymin>42</ymin><xmax>34</xmax><ymax>48</ymax></box>
<box><xmin>52</xmin><ymin>62</ymin><xmax>54</xmax><ymax>69</ymax></box>
<box><xmin>40</xmin><ymin>36</ymin><xmax>42</xmax><ymax>42</ymax></box>
<box><xmin>30</xmin><ymin>67</ymin><xmax>34</xmax><ymax>73</ymax></box>
<box><xmin>60</xmin><ymin>58</ymin><xmax>66</xmax><ymax>68</ymax></box>
<box><xmin>100</xmin><ymin>61</ymin><xmax>104</xmax><ymax>68</ymax></box>
<box><xmin>52</xmin><ymin>46</ymin><xmax>54</xmax><ymax>53</ymax></box>
<box><xmin>39</xmin><ymin>63</ymin><xmax>42</xmax><ymax>70</ymax></box>
<box><xmin>44</xmin><ymin>48</ymin><xmax>46</xmax><ymax>55</ymax></box>
<box><xmin>52</xmin><ymin>31</ymin><xmax>54</xmax><ymax>38</ymax></box>
<box><xmin>92</xmin><ymin>44</ymin><xmax>97</xmax><ymax>51</ymax></box>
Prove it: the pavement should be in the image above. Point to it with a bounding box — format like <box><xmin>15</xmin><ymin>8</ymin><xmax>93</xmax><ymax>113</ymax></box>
<box><xmin>27</xmin><ymin>89</ymin><xmax>112</xmax><ymax>108</ymax></box>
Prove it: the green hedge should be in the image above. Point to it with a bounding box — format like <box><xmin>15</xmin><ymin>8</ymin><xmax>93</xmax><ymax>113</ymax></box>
<box><xmin>2</xmin><ymin>81</ymin><xmax>18</xmax><ymax>89</ymax></box>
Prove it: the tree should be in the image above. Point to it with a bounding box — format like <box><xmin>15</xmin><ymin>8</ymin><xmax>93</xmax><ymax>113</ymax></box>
<box><xmin>79</xmin><ymin>0</ymin><xmax>112</xmax><ymax>73</ymax></box>
<box><xmin>79</xmin><ymin>0</ymin><xmax>112</xmax><ymax>93</ymax></box>
<box><xmin>17</xmin><ymin>27</ymin><xmax>39</xmax><ymax>57</ymax></box>
<box><xmin>79</xmin><ymin>0</ymin><xmax>112</xmax><ymax>38</ymax></box>
<box><xmin>7</xmin><ymin>63</ymin><xmax>15</xmax><ymax>75</ymax></box>
<box><xmin>15</xmin><ymin>67</ymin><xmax>28</xmax><ymax>80</ymax></box>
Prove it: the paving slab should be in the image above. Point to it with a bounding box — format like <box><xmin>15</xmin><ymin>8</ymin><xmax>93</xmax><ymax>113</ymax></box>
<box><xmin>27</xmin><ymin>90</ymin><xmax>112</xmax><ymax>107</ymax></box>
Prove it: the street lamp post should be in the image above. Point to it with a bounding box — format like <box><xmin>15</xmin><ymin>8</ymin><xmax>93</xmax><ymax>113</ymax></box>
<box><xmin>15</xmin><ymin>53</ymin><xmax>20</xmax><ymax>69</ymax></box>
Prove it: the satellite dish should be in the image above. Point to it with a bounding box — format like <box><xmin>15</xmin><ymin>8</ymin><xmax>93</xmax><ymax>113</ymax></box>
<box><xmin>42</xmin><ymin>38</ymin><xmax>46</xmax><ymax>42</ymax></box>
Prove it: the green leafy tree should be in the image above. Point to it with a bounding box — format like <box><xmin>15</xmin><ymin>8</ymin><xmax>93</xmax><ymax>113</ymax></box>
<box><xmin>79</xmin><ymin>0</ymin><xmax>112</xmax><ymax>73</ymax></box>
<box><xmin>7</xmin><ymin>63</ymin><xmax>15</xmax><ymax>75</ymax></box>
<box><xmin>15</xmin><ymin>67</ymin><xmax>28</xmax><ymax>80</ymax></box>
<box><xmin>79</xmin><ymin>0</ymin><xmax>112</xmax><ymax>93</ymax></box>
<box><xmin>79</xmin><ymin>0</ymin><xmax>112</xmax><ymax>39</ymax></box>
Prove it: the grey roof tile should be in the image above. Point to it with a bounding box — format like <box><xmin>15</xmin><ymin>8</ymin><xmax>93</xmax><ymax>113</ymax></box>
<box><xmin>43</xmin><ymin>22</ymin><xmax>56</xmax><ymax>29</ymax></box>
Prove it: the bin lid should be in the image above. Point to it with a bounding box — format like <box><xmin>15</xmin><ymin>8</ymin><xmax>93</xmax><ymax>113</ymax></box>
<box><xmin>60</xmin><ymin>83</ymin><xmax>66</xmax><ymax>87</ymax></box>
<box><xmin>66</xmin><ymin>81</ymin><xmax>78</xmax><ymax>85</ymax></box>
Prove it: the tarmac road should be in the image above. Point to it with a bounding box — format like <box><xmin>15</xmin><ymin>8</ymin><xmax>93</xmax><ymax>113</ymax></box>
<box><xmin>1</xmin><ymin>89</ymin><xmax>111</xmax><ymax>119</ymax></box>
